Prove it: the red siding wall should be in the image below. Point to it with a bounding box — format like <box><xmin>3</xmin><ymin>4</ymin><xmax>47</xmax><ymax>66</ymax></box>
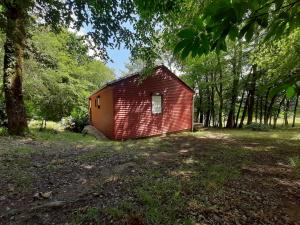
<box><xmin>113</xmin><ymin>66</ymin><xmax>194</xmax><ymax>140</ymax></box>
<box><xmin>89</xmin><ymin>87</ymin><xmax>114</xmax><ymax>139</ymax></box>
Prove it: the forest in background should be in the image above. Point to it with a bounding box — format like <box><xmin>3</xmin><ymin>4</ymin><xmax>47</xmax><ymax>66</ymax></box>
<box><xmin>181</xmin><ymin>29</ymin><xmax>300</xmax><ymax>128</ymax></box>
<box><xmin>0</xmin><ymin>0</ymin><xmax>299</xmax><ymax>134</ymax></box>
<box><xmin>127</xmin><ymin>0</ymin><xmax>300</xmax><ymax>129</ymax></box>
<box><xmin>0</xmin><ymin>27</ymin><xmax>114</xmax><ymax>130</ymax></box>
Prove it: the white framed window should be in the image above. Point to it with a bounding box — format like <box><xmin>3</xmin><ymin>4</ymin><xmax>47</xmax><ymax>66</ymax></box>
<box><xmin>152</xmin><ymin>94</ymin><xmax>162</xmax><ymax>114</ymax></box>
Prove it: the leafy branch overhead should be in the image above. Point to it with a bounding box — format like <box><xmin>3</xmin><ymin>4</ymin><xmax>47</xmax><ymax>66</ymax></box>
<box><xmin>174</xmin><ymin>0</ymin><xmax>300</xmax><ymax>59</ymax></box>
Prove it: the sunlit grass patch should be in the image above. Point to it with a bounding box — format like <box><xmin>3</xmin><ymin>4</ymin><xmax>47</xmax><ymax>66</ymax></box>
<box><xmin>136</xmin><ymin>178</ymin><xmax>185</xmax><ymax>225</ymax></box>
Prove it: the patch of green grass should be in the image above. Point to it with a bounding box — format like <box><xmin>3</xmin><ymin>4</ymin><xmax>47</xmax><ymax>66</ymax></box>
<box><xmin>105</xmin><ymin>207</ymin><xmax>126</xmax><ymax>219</ymax></box>
<box><xmin>72</xmin><ymin>207</ymin><xmax>101</xmax><ymax>225</ymax></box>
<box><xmin>136</xmin><ymin>178</ymin><xmax>185</xmax><ymax>225</ymax></box>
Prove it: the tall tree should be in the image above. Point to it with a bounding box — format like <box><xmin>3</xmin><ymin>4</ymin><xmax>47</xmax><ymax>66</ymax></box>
<box><xmin>0</xmin><ymin>0</ymin><xmax>136</xmax><ymax>134</ymax></box>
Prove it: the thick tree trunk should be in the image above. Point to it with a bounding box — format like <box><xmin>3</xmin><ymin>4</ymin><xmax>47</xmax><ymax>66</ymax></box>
<box><xmin>292</xmin><ymin>95</ymin><xmax>299</xmax><ymax>127</ymax></box>
<box><xmin>3</xmin><ymin>4</ymin><xmax>29</xmax><ymax>135</ymax></box>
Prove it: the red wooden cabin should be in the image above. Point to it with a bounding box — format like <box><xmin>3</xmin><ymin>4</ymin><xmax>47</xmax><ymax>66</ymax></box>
<box><xmin>89</xmin><ymin>65</ymin><xmax>194</xmax><ymax>140</ymax></box>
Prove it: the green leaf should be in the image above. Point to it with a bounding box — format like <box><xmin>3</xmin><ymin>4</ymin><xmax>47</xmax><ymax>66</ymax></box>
<box><xmin>191</xmin><ymin>37</ymin><xmax>200</xmax><ymax>57</ymax></box>
<box><xmin>256</xmin><ymin>16</ymin><xmax>268</xmax><ymax>28</ymax></box>
<box><xmin>232</xmin><ymin>0</ymin><xmax>249</xmax><ymax>21</ymax></box>
<box><xmin>174</xmin><ymin>39</ymin><xmax>191</xmax><ymax>55</ymax></box>
<box><xmin>286</xmin><ymin>86</ymin><xmax>295</xmax><ymax>98</ymax></box>
<box><xmin>275</xmin><ymin>0</ymin><xmax>284</xmax><ymax>10</ymax></box>
<box><xmin>181</xmin><ymin>44</ymin><xmax>193</xmax><ymax>59</ymax></box>
<box><xmin>239</xmin><ymin>22</ymin><xmax>252</xmax><ymax>38</ymax></box>
<box><xmin>200</xmin><ymin>33</ymin><xmax>210</xmax><ymax>54</ymax></box>
<box><xmin>228</xmin><ymin>26</ymin><xmax>239</xmax><ymax>41</ymax></box>
<box><xmin>177</xmin><ymin>29</ymin><xmax>196</xmax><ymax>39</ymax></box>
<box><xmin>248</xmin><ymin>0</ymin><xmax>259</xmax><ymax>10</ymax></box>
<box><xmin>245</xmin><ymin>23</ymin><xmax>254</xmax><ymax>42</ymax></box>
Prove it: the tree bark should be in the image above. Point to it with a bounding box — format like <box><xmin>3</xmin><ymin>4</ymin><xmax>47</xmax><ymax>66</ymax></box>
<box><xmin>292</xmin><ymin>95</ymin><xmax>299</xmax><ymax>127</ymax></box>
<box><xmin>239</xmin><ymin>91</ymin><xmax>250</xmax><ymax>128</ymax></box>
<box><xmin>284</xmin><ymin>99</ymin><xmax>290</xmax><ymax>126</ymax></box>
<box><xmin>235</xmin><ymin>89</ymin><xmax>245</xmax><ymax>128</ymax></box>
<box><xmin>204</xmin><ymin>75</ymin><xmax>210</xmax><ymax>127</ymax></box>
<box><xmin>211</xmin><ymin>86</ymin><xmax>216</xmax><ymax>127</ymax></box>
<box><xmin>226</xmin><ymin>44</ymin><xmax>241</xmax><ymax>128</ymax></box>
<box><xmin>3</xmin><ymin>3</ymin><xmax>30</xmax><ymax>135</ymax></box>
<box><xmin>247</xmin><ymin>65</ymin><xmax>257</xmax><ymax>125</ymax></box>
<box><xmin>255</xmin><ymin>94</ymin><xmax>259</xmax><ymax>122</ymax></box>
<box><xmin>273</xmin><ymin>96</ymin><xmax>285</xmax><ymax>129</ymax></box>
<box><xmin>259</xmin><ymin>96</ymin><xmax>263</xmax><ymax>124</ymax></box>
<box><xmin>263</xmin><ymin>88</ymin><xmax>271</xmax><ymax>125</ymax></box>
<box><xmin>216</xmin><ymin>54</ymin><xmax>223</xmax><ymax>128</ymax></box>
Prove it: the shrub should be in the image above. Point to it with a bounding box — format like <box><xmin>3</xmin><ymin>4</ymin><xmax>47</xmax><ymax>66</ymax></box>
<box><xmin>61</xmin><ymin>107</ymin><xmax>89</xmax><ymax>132</ymax></box>
<box><xmin>0</xmin><ymin>127</ymin><xmax>8</xmax><ymax>136</ymax></box>
<box><xmin>244</xmin><ymin>122</ymin><xmax>270</xmax><ymax>131</ymax></box>
<box><xmin>0</xmin><ymin>98</ymin><xmax>7</xmax><ymax>127</ymax></box>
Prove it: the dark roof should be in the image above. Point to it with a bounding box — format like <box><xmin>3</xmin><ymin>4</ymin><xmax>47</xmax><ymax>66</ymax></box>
<box><xmin>89</xmin><ymin>65</ymin><xmax>194</xmax><ymax>97</ymax></box>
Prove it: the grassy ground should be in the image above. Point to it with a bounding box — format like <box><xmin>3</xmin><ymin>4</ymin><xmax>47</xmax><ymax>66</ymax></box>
<box><xmin>0</xmin><ymin>126</ymin><xmax>299</xmax><ymax>225</ymax></box>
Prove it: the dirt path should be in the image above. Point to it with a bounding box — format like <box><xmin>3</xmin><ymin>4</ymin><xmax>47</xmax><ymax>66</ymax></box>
<box><xmin>0</xmin><ymin>130</ymin><xmax>299</xmax><ymax>225</ymax></box>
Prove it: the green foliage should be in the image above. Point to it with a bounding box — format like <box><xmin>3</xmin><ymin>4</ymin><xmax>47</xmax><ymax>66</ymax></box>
<box><xmin>135</xmin><ymin>0</ymin><xmax>300</xmax><ymax>59</ymax></box>
<box><xmin>0</xmin><ymin>126</ymin><xmax>8</xmax><ymax>136</ymax></box>
<box><xmin>1</xmin><ymin>27</ymin><xmax>115</xmax><ymax>123</ymax></box>
<box><xmin>61</xmin><ymin>107</ymin><xmax>89</xmax><ymax>133</ymax></box>
<box><xmin>244</xmin><ymin>122</ymin><xmax>270</xmax><ymax>131</ymax></box>
<box><xmin>0</xmin><ymin>0</ymin><xmax>137</xmax><ymax>61</ymax></box>
<box><xmin>0</xmin><ymin>96</ymin><xmax>7</xmax><ymax>127</ymax></box>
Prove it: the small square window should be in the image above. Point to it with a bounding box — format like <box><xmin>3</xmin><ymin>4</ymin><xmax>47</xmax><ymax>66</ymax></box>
<box><xmin>152</xmin><ymin>94</ymin><xmax>162</xmax><ymax>114</ymax></box>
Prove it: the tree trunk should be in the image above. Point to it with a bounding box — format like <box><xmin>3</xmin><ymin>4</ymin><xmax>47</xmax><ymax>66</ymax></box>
<box><xmin>235</xmin><ymin>89</ymin><xmax>245</xmax><ymax>128</ymax></box>
<box><xmin>259</xmin><ymin>96</ymin><xmax>263</xmax><ymax>124</ymax></box>
<box><xmin>247</xmin><ymin>65</ymin><xmax>257</xmax><ymax>125</ymax></box>
<box><xmin>284</xmin><ymin>99</ymin><xmax>290</xmax><ymax>126</ymax></box>
<box><xmin>292</xmin><ymin>95</ymin><xmax>299</xmax><ymax>127</ymax></box>
<box><xmin>211</xmin><ymin>86</ymin><xmax>216</xmax><ymax>127</ymax></box>
<box><xmin>255</xmin><ymin>94</ymin><xmax>259</xmax><ymax>122</ymax></box>
<box><xmin>204</xmin><ymin>75</ymin><xmax>210</xmax><ymax>127</ymax></box>
<box><xmin>239</xmin><ymin>92</ymin><xmax>250</xmax><ymax>128</ymax></box>
<box><xmin>263</xmin><ymin>88</ymin><xmax>271</xmax><ymax>125</ymax></box>
<box><xmin>273</xmin><ymin>96</ymin><xmax>285</xmax><ymax>129</ymax></box>
<box><xmin>226</xmin><ymin>42</ymin><xmax>241</xmax><ymax>128</ymax></box>
<box><xmin>216</xmin><ymin>54</ymin><xmax>223</xmax><ymax>128</ymax></box>
<box><xmin>266</xmin><ymin>95</ymin><xmax>277</xmax><ymax>123</ymax></box>
<box><xmin>3</xmin><ymin>3</ymin><xmax>29</xmax><ymax>135</ymax></box>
